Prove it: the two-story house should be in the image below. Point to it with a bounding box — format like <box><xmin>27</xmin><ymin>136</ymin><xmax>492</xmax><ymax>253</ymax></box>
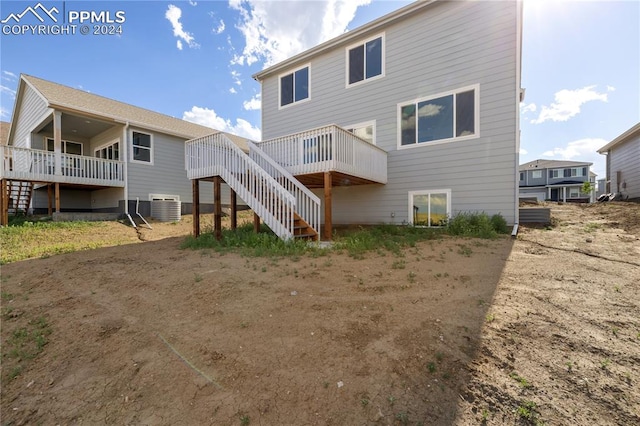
<box><xmin>519</xmin><ymin>159</ymin><xmax>595</xmax><ymax>203</ymax></box>
<box><xmin>0</xmin><ymin>74</ymin><xmax>246</xmax><ymax>225</ymax></box>
<box><xmin>186</xmin><ymin>0</ymin><xmax>523</xmax><ymax>240</ymax></box>
<box><xmin>597</xmin><ymin>122</ymin><xmax>640</xmax><ymax>200</ymax></box>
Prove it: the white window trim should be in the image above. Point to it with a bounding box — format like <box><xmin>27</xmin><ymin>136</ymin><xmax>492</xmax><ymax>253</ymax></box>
<box><xmin>532</xmin><ymin>170</ymin><xmax>543</xmax><ymax>179</ymax></box>
<box><xmin>278</xmin><ymin>63</ymin><xmax>311</xmax><ymax>110</ymax></box>
<box><xmin>397</xmin><ymin>84</ymin><xmax>480</xmax><ymax>150</ymax></box>
<box><xmin>149</xmin><ymin>193</ymin><xmax>180</xmax><ymax>201</ymax></box>
<box><xmin>45</xmin><ymin>137</ymin><xmax>84</xmax><ymax>155</ymax></box>
<box><xmin>569</xmin><ymin>188</ymin><xmax>580</xmax><ymax>198</ymax></box>
<box><xmin>345</xmin><ymin>32</ymin><xmax>385</xmax><ymax>88</ymax></box>
<box><xmin>550</xmin><ymin>169</ymin><xmax>561</xmax><ymax>178</ymax></box>
<box><xmin>408</xmin><ymin>189</ymin><xmax>452</xmax><ymax>227</ymax></box>
<box><xmin>344</xmin><ymin>120</ymin><xmax>376</xmax><ymax>145</ymax></box>
<box><xmin>130</xmin><ymin>130</ymin><xmax>153</xmax><ymax>165</ymax></box>
<box><xmin>94</xmin><ymin>139</ymin><xmax>120</xmax><ymax>160</ymax></box>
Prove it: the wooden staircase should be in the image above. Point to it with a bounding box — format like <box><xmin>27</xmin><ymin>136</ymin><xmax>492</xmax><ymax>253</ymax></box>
<box><xmin>293</xmin><ymin>213</ymin><xmax>318</xmax><ymax>241</ymax></box>
<box><xmin>6</xmin><ymin>180</ymin><xmax>33</xmax><ymax>216</ymax></box>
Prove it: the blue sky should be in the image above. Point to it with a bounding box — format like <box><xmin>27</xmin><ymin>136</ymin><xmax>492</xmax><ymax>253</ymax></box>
<box><xmin>1</xmin><ymin>0</ymin><xmax>638</xmax><ymax>179</ymax></box>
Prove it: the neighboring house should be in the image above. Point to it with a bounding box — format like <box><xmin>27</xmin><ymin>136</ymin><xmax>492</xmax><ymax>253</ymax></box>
<box><xmin>597</xmin><ymin>122</ymin><xmax>640</xmax><ymax>200</ymax></box>
<box><xmin>0</xmin><ymin>121</ymin><xmax>10</xmax><ymax>145</ymax></box>
<box><xmin>186</xmin><ymin>0</ymin><xmax>523</xmax><ymax>240</ymax></box>
<box><xmin>519</xmin><ymin>159</ymin><xmax>595</xmax><ymax>203</ymax></box>
<box><xmin>0</xmin><ymin>74</ymin><xmax>243</xmax><ymax>225</ymax></box>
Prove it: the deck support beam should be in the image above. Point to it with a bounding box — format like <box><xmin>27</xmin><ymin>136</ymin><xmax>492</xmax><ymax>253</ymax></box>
<box><xmin>230</xmin><ymin>189</ymin><xmax>237</xmax><ymax>230</ymax></box>
<box><xmin>1</xmin><ymin>179</ymin><xmax>8</xmax><ymax>226</ymax></box>
<box><xmin>214</xmin><ymin>176</ymin><xmax>222</xmax><ymax>241</ymax></box>
<box><xmin>54</xmin><ymin>182</ymin><xmax>60</xmax><ymax>213</ymax></box>
<box><xmin>323</xmin><ymin>171</ymin><xmax>332</xmax><ymax>241</ymax></box>
<box><xmin>192</xmin><ymin>179</ymin><xmax>200</xmax><ymax>237</ymax></box>
<box><xmin>47</xmin><ymin>184</ymin><xmax>53</xmax><ymax>216</ymax></box>
<box><xmin>253</xmin><ymin>213</ymin><xmax>260</xmax><ymax>234</ymax></box>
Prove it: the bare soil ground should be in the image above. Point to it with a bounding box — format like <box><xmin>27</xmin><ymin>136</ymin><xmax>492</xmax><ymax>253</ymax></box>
<box><xmin>1</xmin><ymin>203</ymin><xmax>639</xmax><ymax>425</ymax></box>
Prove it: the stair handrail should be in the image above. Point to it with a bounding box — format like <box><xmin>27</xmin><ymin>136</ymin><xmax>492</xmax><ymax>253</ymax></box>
<box><xmin>186</xmin><ymin>133</ymin><xmax>296</xmax><ymax>240</ymax></box>
<box><xmin>247</xmin><ymin>140</ymin><xmax>320</xmax><ymax>236</ymax></box>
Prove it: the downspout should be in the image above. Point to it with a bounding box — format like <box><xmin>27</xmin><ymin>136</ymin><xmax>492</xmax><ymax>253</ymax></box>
<box><xmin>123</xmin><ymin>122</ymin><xmax>129</xmax><ymax>215</ymax></box>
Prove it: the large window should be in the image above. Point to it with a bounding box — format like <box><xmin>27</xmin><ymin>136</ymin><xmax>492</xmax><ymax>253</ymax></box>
<box><xmin>95</xmin><ymin>140</ymin><xmax>120</xmax><ymax>160</ymax></box>
<box><xmin>46</xmin><ymin>138</ymin><xmax>83</xmax><ymax>155</ymax></box>
<box><xmin>131</xmin><ymin>131</ymin><xmax>152</xmax><ymax>163</ymax></box>
<box><xmin>347</xmin><ymin>34</ymin><xmax>383</xmax><ymax>86</ymax></box>
<box><xmin>399</xmin><ymin>86</ymin><xmax>478</xmax><ymax>148</ymax></box>
<box><xmin>345</xmin><ymin>121</ymin><xmax>375</xmax><ymax>145</ymax></box>
<box><xmin>280</xmin><ymin>65</ymin><xmax>309</xmax><ymax>107</ymax></box>
<box><xmin>532</xmin><ymin>170</ymin><xmax>543</xmax><ymax>179</ymax></box>
<box><xmin>409</xmin><ymin>189</ymin><xmax>451</xmax><ymax>227</ymax></box>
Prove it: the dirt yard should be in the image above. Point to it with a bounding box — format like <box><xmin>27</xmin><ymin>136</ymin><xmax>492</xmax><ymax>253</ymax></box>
<box><xmin>1</xmin><ymin>203</ymin><xmax>639</xmax><ymax>425</ymax></box>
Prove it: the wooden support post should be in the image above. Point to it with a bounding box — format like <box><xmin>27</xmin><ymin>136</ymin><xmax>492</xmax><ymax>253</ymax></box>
<box><xmin>1</xmin><ymin>179</ymin><xmax>8</xmax><ymax>226</ymax></box>
<box><xmin>192</xmin><ymin>179</ymin><xmax>200</xmax><ymax>237</ymax></box>
<box><xmin>214</xmin><ymin>176</ymin><xmax>222</xmax><ymax>241</ymax></box>
<box><xmin>323</xmin><ymin>171</ymin><xmax>333</xmax><ymax>241</ymax></box>
<box><xmin>54</xmin><ymin>182</ymin><xmax>60</xmax><ymax>213</ymax></box>
<box><xmin>47</xmin><ymin>184</ymin><xmax>53</xmax><ymax>216</ymax></box>
<box><xmin>230</xmin><ymin>189</ymin><xmax>237</xmax><ymax>230</ymax></box>
<box><xmin>253</xmin><ymin>212</ymin><xmax>260</xmax><ymax>234</ymax></box>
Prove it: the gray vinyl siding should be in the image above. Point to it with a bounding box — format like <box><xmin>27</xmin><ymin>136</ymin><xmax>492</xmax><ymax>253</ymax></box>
<box><xmin>12</xmin><ymin>84</ymin><xmax>49</xmax><ymax>148</ymax></box>
<box><xmin>609</xmin><ymin>136</ymin><xmax>640</xmax><ymax>198</ymax></box>
<box><xmin>547</xmin><ymin>168</ymin><xmax>589</xmax><ymax>185</ymax></box>
<box><xmin>126</xmin><ymin>128</ymin><xmax>242</xmax><ymax>207</ymax></box>
<box><xmin>261</xmin><ymin>1</ymin><xmax>519</xmax><ymax>224</ymax></box>
<box><xmin>32</xmin><ymin>187</ymin><xmax>91</xmax><ymax>210</ymax></box>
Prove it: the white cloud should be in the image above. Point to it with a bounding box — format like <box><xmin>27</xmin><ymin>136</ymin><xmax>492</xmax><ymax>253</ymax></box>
<box><xmin>2</xmin><ymin>70</ymin><xmax>17</xmax><ymax>81</ymax></box>
<box><xmin>188</xmin><ymin>0</ymin><xmax>197</xmax><ymax>5</ymax></box>
<box><xmin>183</xmin><ymin>106</ymin><xmax>261</xmax><ymax>140</ymax></box>
<box><xmin>230</xmin><ymin>70</ymin><xmax>242</xmax><ymax>86</ymax></box>
<box><xmin>0</xmin><ymin>106</ymin><xmax>9</xmax><ymax>119</ymax></box>
<box><xmin>606</xmin><ymin>85</ymin><xmax>616</xmax><ymax>92</ymax></box>
<box><xmin>213</xmin><ymin>19</ymin><xmax>225</xmax><ymax>35</ymax></box>
<box><xmin>520</xmin><ymin>102</ymin><xmax>536</xmax><ymax>114</ymax></box>
<box><xmin>541</xmin><ymin>137</ymin><xmax>607</xmax><ymax>177</ymax></box>
<box><xmin>243</xmin><ymin>94</ymin><xmax>261</xmax><ymax>111</ymax></box>
<box><xmin>519</xmin><ymin>148</ymin><xmax>528</xmax><ymax>155</ymax></box>
<box><xmin>229</xmin><ymin>87</ymin><xmax>237</xmax><ymax>94</ymax></box>
<box><xmin>165</xmin><ymin>4</ymin><xmax>199</xmax><ymax>49</ymax></box>
<box><xmin>532</xmin><ymin>86</ymin><xmax>608</xmax><ymax>124</ymax></box>
<box><xmin>1</xmin><ymin>84</ymin><xmax>16</xmax><ymax>98</ymax></box>
<box><xmin>230</xmin><ymin>0</ymin><xmax>371</xmax><ymax>66</ymax></box>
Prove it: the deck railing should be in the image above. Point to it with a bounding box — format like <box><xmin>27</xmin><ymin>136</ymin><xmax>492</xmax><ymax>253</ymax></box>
<box><xmin>248</xmin><ymin>141</ymin><xmax>320</xmax><ymax>237</ymax></box>
<box><xmin>185</xmin><ymin>133</ymin><xmax>297</xmax><ymax>240</ymax></box>
<box><xmin>257</xmin><ymin>124</ymin><xmax>387</xmax><ymax>184</ymax></box>
<box><xmin>0</xmin><ymin>145</ymin><xmax>124</xmax><ymax>186</ymax></box>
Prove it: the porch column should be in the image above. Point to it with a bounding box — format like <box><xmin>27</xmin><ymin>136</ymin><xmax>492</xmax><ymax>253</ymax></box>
<box><xmin>323</xmin><ymin>171</ymin><xmax>333</xmax><ymax>241</ymax></box>
<box><xmin>562</xmin><ymin>187</ymin><xmax>566</xmax><ymax>202</ymax></box>
<box><xmin>47</xmin><ymin>184</ymin><xmax>53</xmax><ymax>215</ymax></box>
<box><xmin>214</xmin><ymin>176</ymin><xmax>222</xmax><ymax>241</ymax></box>
<box><xmin>54</xmin><ymin>182</ymin><xmax>60</xmax><ymax>213</ymax></box>
<box><xmin>230</xmin><ymin>188</ymin><xmax>237</xmax><ymax>230</ymax></box>
<box><xmin>192</xmin><ymin>179</ymin><xmax>200</xmax><ymax>237</ymax></box>
<box><xmin>1</xmin><ymin>179</ymin><xmax>8</xmax><ymax>226</ymax></box>
<box><xmin>53</xmin><ymin>111</ymin><xmax>62</xmax><ymax>176</ymax></box>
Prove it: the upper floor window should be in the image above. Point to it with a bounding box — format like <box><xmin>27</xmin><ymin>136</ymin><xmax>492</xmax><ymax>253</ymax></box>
<box><xmin>280</xmin><ymin>65</ymin><xmax>309</xmax><ymax>108</ymax></box>
<box><xmin>347</xmin><ymin>34</ymin><xmax>383</xmax><ymax>86</ymax></box>
<box><xmin>532</xmin><ymin>170</ymin><xmax>542</xmax><ymax>179</ymax></box>
<box><xmin>132</xmin><ymin>131</ymin><xmax>152</xmax><ymax>164</ymax></box>
<box><xmin>519</xmin><ymin>172</ymin><xmax>524</xmax><ymax>181</ymax></box>
<box><xmin>399</xmin><ymin>85</ymin><xmax>479</xmax><ymax>148</ymax></box>
<box><xmin>550</xmin><ymin>167</ymin><xmax>587</xmax><ymax>178</ymax></box>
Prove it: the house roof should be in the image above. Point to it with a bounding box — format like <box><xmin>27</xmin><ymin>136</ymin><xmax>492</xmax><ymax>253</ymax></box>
<box><xmin>252</xmin><ymin>0</ymin><xmax>438</xmax><ymax>81</ymax></box>
<box><xmin>519</xmin><ymin>159</ymin><xmax>592</xmax><ymax>171</ymax></box>
<box><xmin>21</xmin><ymin>74</ymin><xmax>217</xmax><ymax>140</ymax></box>
<box><xmin>597</xmin><ymin>122</ymin><xmax>640</xmax><ymax>153</ymax></box>
<box><xmin>0</xmin><ymin>121</ymin><xmax>10</xmax><ymax>145</ymax></box>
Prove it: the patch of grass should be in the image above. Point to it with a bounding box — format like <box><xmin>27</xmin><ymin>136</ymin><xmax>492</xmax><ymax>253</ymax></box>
<box><xmin>486</xmin><ymin>313</ymin><xmax>496</xmax><ymax>323</ymax></box>
<box><xmin>446</xmin><ymin>212</ymin><xmax>509</xmax><ymax>238</ymax></box>
<box><xmin>427</xmin><ymin>362</ymin><xmax>437</xmax><ymax>373</ymax></box>
<box><xmin>334</xmin><ymin>224</ymin><xmax>442</xmax><ymax>258</ymax></box>
<box><xmin>510</xmin><ymin>371</ymin><xmax>532</xmax><ymax>389</ymax></box>
<box><xmin>0</xmin><ymin>220</ymin><xmax>125</xmax><ymax>264</ymax></box>
<box><xmin>407</xmin><ymin>271</ymin><xmax>416</xmax><ymax>283</ymax></box>
<box><xmin>361</xmin><ymin>397</ymin><xmax>369</xmax><ymax>407</ymax></box>
<box><xmin>239</xmin><ymin>414</ymin><xmax>250</xmax><ymax>425</ymax></box>
<box><xmin>584</xmin><ymin>222</ymin><xmax>601</xmax><ymax>232</ymax></box>
<box><xmin>2</xmin><ymin>316</ymin><xmax>52</xmax><ymax>381</ymax></box>
<box><xmin>457</xmin><ymin>244</ymin><xmax>473</xmax><ymax>257</ymax></box>
<box><xmin>391</xmin><ymin>259</ymin><xmax>406</xmax><ymax>269</ymax></box>
<box><xmin>600</xmin><ymin>358</ymin><xmax>611</xmax><ymax>370</ymax></box>
<box><xmin>516</xmin><ymin>400</ymin><xmax>545</xmax><ymax>425</ymax></box>
<box><xmin>194</xmin><ymin>273</ymin><xmax>203</xmax><ymax>283</ymax></box>
<box><xmin>181</xmin><ymin>223</ymin><xmax>324</xmax><ymax>258</ymax></box>
<box><xmin>395</xmin><ymin>411</ymin><xmax>409</xmax><ymax>425</ymax></box>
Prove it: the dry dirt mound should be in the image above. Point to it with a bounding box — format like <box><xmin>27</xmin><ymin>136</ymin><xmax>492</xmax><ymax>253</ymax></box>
<box><xmin>1</xmin><ymin>202</ymin><xmax>639</xmax><ymax>425</ymax></box>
